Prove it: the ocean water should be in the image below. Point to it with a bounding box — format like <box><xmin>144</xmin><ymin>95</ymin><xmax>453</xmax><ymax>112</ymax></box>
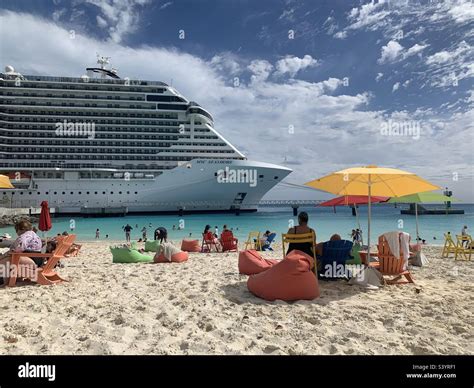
<box><xmin>1</xmin><ymin>204</ymin><xmax>472</xmax><ymax>244</ymax></box>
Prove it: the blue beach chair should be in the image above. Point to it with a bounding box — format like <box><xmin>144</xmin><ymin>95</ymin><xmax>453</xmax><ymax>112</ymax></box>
<box><xmin>262</xmin><ymin>233</ymin><xmax>277</xmax><ymax>251</ymax></box>
<box><xmin>317</xmin><ymin>240</ymin><xmax>353</xmax><ymax>280</ymax></box>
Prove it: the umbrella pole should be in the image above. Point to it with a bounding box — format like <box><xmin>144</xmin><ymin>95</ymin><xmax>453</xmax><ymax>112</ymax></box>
<box><xmin>415</xmin><ymin>202</ymin><xmax>419</xmax><ymax>242</ymax></box>
<box><xmin>354</xmin><ymin>203</ymin><xmax>363</xmax><ymax>245</ymax></box>
<box><xmin>367</xmin><ymin>176</ymin><xmax>371</xmax><ymax>265</ymax></box>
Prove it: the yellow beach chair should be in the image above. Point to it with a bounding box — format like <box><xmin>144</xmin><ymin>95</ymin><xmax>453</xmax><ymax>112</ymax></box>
<box><xmin>244</xmin><ymin>231</ymin><xmax>262</xmax><ymax>251</ymax></box>
<box><xmin>442</xmin><ymin>233</ymin><xmax>457</xmax><ymax>258</ymax></box>
<box><xmin>281</xmin><ymin>231</ymin><xmax>317</xmax><ymax>273</ymax></box>
<box><xmin>455</xmin><ymin>234</ymin><xmax>472</xmax><ymax>261</ymax></box>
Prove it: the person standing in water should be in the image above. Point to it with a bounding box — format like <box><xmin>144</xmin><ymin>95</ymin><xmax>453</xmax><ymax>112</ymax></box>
<box><xmin>124</xmin><ymin>224</ymin><xmax>133</xmax><ymax>242</ymax></box>
<box><xmin>95</xmin><ymin>229</ymin><xmax>100</xmax><ymax>239</ymax></box>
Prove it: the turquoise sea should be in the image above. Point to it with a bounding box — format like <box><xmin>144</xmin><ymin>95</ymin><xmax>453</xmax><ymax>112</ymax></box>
<box><xmin>1</xmin><ymin>204</ymin><xmax>472</xmax><ymax>244</ymax></box>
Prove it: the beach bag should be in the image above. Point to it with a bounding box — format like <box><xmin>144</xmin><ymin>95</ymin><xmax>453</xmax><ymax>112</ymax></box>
<box><xmin>247</xmin><ymin>250</ymin><xmax>319</xmax><ymax>301</ymax></box>
<box><xmin>348</xmin><ymin>267</ymin><xmax>383</xmax><ymax>289</ymax></box>
<box><xmin>181</xmin><ymin>239</ymin><xmax>201</xmax><ymax>252</ymax></box>
<box><xmin>238</xmin><ymin>250</ymin><xmax>279</xmax><ymax>275</ymax></box>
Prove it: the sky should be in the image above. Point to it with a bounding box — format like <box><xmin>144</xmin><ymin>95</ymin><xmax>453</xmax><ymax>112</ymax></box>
<box><xmin>0</xmin><ymin>0</ymin><xmax>473</xmax><ymax>201</ymax></box>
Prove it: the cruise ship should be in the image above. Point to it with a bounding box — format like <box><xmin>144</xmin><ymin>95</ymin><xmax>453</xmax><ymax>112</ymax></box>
<box><xmin>0</xmin><ymin>57</ymin><xmax>291</xmax><ymax>215</ymax></box>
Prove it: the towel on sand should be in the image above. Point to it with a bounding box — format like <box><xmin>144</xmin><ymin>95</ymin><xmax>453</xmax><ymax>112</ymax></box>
<box><xmin>159</xmin><ymin>242</ymin><xmax>181</xmax><ymax>262</ymax></box>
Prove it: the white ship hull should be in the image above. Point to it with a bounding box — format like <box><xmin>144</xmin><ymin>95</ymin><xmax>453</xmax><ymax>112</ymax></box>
<box><xmin>1</xmin><ymin>159</ymin><xmax>291</xmax><ymax>214</ymax></box>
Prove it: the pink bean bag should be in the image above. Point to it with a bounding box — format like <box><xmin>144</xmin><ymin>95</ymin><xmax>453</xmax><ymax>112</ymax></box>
<box><xmin>238</xmin><ymin>250</ymin><xmax>279</xmax><ymax>275</ymax></box>
<box><xmin>181</xmin><ymin>239</ymin><xmax>201</xmax><ymax>252</ymax></box>
<box><xmin>154</xmin><ymin>251</ymin><xmax>189</xmax><ymax>263</ymax></box>
<box><xmin>247</xmin><ymin>250</ymin><xmax>319</xmax><ymax>301</ymax></box>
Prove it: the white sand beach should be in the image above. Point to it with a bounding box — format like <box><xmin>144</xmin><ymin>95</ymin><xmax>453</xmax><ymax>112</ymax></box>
<box><xmin>0</xmin><ymin>242</ymin><xmax>472</xmax><ymax>355</ymax></box>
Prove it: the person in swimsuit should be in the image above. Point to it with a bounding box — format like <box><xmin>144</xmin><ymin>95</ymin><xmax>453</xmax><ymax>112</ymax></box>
<box><xmin>286</xmin><ymin>212</ymin><xmax>318</xmax><ymax>257</ymax></box>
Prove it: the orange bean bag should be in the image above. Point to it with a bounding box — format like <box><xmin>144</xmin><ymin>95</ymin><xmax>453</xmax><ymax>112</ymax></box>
<box><xmin>247</xmin><ymin>250</ymin><xmax>319</xmax><ymax>301</ymax></box>
<box><xmin>181</xmin><ymin>239</ymin><xmax>201</xmax><ymax>252</ymax></box>
<box><xmin>238</xmin><ymin>250</ymin><xmax>279</xmax><ymax>275</ymax></box>
<box><xmin>154</xmin><ymin>251</ymin><xmax>189</xmax><ymax>263</ymax></box>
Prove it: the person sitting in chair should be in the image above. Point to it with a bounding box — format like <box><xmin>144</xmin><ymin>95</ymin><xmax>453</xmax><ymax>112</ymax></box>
<box><xmin>203</xmin><ymin>225</ymin><xmax>222</xmax><ymax>251</ymax></box>
<box><xmin>259</xmin><ymin>230</ymin><xmax>276</xmax><ymax>250</ymax></box>
<box><xmin>286</xmin><ymin>212</ymin><xmax>317</xmax><ymax>257</ymax></box>
<box><xmin>0</xmin><ymin>220</ymin><xmax>42</xmax><ymax>285</ymax></box>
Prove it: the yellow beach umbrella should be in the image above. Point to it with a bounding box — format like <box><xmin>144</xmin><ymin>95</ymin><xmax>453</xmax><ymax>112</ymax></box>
<box><xmin>305</xmin><ymin>165</ymin><xmax>440</xmax><ymax>265</ymax></box>
<box><xmin>0</xmin><ymin>174</ymin><xmax>14</xmax><ymax>189</ymax></box>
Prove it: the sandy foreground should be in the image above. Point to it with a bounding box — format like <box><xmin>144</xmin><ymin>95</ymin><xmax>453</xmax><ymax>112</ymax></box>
<box><xmin>0</xmin><ymin>241</ymin><xmax>472</xmax><ymax>355</ymax></box>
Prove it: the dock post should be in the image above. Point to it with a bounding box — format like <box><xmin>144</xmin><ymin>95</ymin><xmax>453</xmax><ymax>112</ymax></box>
<box><xmin>292</xmin><ymin>205</ymin><xmax>298</xmax><ymax>216</ymax></box>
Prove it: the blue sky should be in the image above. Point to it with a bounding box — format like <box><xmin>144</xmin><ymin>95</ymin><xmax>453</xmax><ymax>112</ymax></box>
<box><xmin>1</xmin><ymin>0</ymin><xmax>473</xmax><ymax>200</ymax></box>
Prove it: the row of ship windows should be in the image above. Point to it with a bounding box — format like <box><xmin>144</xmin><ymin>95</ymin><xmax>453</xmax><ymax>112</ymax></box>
<box><xmin>1</xmin><ymin>127</ymin><xmax>209</xmax><ymax>134</ymax></box>
<box><xmin>1</xmin><ymin>83</ymin><xmax>166</xmax><ymax>93</ymax></box>
<box><xmin>2</xmin><ymin>142</ymin><xmax>227</xmax><ymax>147</ymax></box>
<box><xmin>0</xmin><ymin>111</ymin><xmax>179</xmax><ymax>120</ymax></box>
<box><xmin>5</xmin><ymin>155</ymin><xmax>229</xmax><ymax>160</ymax></box>
<box><xmin>5</xmin><ymin>191</ymin><xmax>139</xmax><ymax>196</ymax></box>
<box><xmin>2</xmin><ymin>92</ymin><xmax>146</xmax><ymax>101</ymax></box>
<box><xmin>0</xmin><ymin>134</ymin><xmax>217</xmax><ymax>141</ymax></box>
<box><xmin>2</xmin><ymin>101</ymin><xmax>156</xmax><ymax>110</ymax></box>
<box><xmin>4</xmin><ymin>148</ymin><xmax>234</xmax><ymax>153</ymax></box>
<box><xmin>0</xmin><ymin>129</ymin><xmax>207</xmax><ymax>136</ymax></box>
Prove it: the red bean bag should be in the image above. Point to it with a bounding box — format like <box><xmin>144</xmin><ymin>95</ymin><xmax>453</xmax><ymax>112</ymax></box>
<box><xmin>154</xmin><ymin>251</ymin><xmax>189</xmax><ymax>263</ymax></box>
<box><xmin>247</xmin><ymin>250</ymin><xmax>319</xmax><ymax>301</ymax></box>
<box><xmin>238</xmin><ymin>250</ymin><xmax>279</xmax><ymax>275</ymax></box>
<box><xmin>181</xmin><ymin>239</ymin><xmax>201</xmax><ymax>252</ymax></box>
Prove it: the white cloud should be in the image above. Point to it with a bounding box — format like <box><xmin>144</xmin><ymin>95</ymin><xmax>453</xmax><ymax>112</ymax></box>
<box><xmin>334</xmin><ymin>31</ymin><xmax>347</xmax><ymax>39</ymax></box>
<box><xmin>274</xmin><ymin>55</ymin><xmax>318</xmax><ymax>77</ymax></box>
<box><xmin>378</xmin><ymin>41</ymin><xmax>428</xmax><ymax>64</ymax></box>
<box><xmin>405</xmin><ymin>43</ymin><xmax>428</xmax><ymax>57</ymax></box>
<box><xmin>52</xmin><ymin>8</ymin><xmax>66</xmax><ymax>22</ymax></box>
<box><xmin>426</xmin><ymin>41</ymin><xmax>471</xmax><ymax>65</ymax></box>
<box><xmin>96</xmin><ymin>15</ymin><xmax>108</xmax><ymax>28</ymax></box>
<box><xmin>346</xmin><ymin>0</ymin><xmax>389</xmax><ymax>31</ymax></box>
<box><xmin>425</xmin><ymin>41</ymin><xmax>474</xmax><ymax>87</ymax></box>
<box><xmin>392</xmin><ymin>82</ymin><xmax>400</xmax><ymax>92</ymax></box>
<box><xmin>160</xmin><ymin>1</ymin><xmax>173</xmax><ymax>10</ymax></box>
<box><xmin>447</xmin><ymin>1</ymin><xmax>474</xmax><ymax>23</ymax></box>
<box><xmin>85</xmin><ymin>0</ymin><xmax>151</xmax><ymax>43</ymax></box>
<box><xmin>378</xmin><ymin>40</ymin><xmax>404</xmax><ymax>64</ymax></box>
<box><xmin>278</xmin><ymin>8</ymin><xmax>295</xmax><ymax>22</ymax></box>
<box><xmin>247</xmin><ymin>60</ymin><xmax>273</xmax><ymax>84</ymax></box>
<box><xmin>0</xmin><ymin>10</ymin><xmax>472</xmax><ymax>201</ymax></box>
<box><xmin>209</xmin><ymin>53</ymin><xmax>242</xmax><ymax>77</ymax></box>
<box><xmin>376</xmin><ymin>72</ymin><xmax>383</xmax><ymax>82</ymax></box>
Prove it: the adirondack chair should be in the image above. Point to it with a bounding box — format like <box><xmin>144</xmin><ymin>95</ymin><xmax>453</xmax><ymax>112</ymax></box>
<box><xmin>455</xmin><ymin>234</ymin><xmax>472</xmax><ymax>261</ymax></box>
<box><xmin>8</xmin><ymin>234</ymin><xmax>76</xmax><ymax>287</ymax></box>
<box><xmin>220</xmin><ymin>231</ymin><xmax>238</xmax><ymax>252</ymax></box>
<box><xmin>281</xmin><ymin>231</ymin><xmax>317</xmax><ymax>274</ymax></box>
<box><xmin>441</xmin><ymin>233</ymin><xmax>457</xmax><ymax>258</ymax></box>
<box><xmin>201</xmin><ymin>232</ymin><xmax>220</xmax><ymax>252</ymax></box>
<box><xmin>244</xmin><ymin>231</ymin><xmax>262</xmax><ymax>251</ymax></box>
<box><xmin>377</xmin><ymin>234</ymin><xmax>414</xmax><ymax>285</ymax></box>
